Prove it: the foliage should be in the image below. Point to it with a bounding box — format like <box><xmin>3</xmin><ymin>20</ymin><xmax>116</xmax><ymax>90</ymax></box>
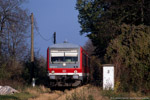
<box><xmin>89</xmin><ymin>56</ymin><xmax>102</xmax><ymax>86</ymax></box>
<box><xmin>0</xmin><ymin>63</ymin><xmax>11</xmax><ymax>79</ymax></box>
<box><xmin>34</xmin><ymin>55</ymin><xmax>49</xmax><ymax>86</ymax></box>
<box><xmin>83</xmin><ymin>39</ymin><xmax>102</xmax><ymax>86</ymax></box>
<box><xmin>83</xmin><ymin>39</ymin><xmax>95</xmax><ymax>56</ymax></box>
<box><xmin>0</xmin><ymin>0</ymin><xmax>30</xmax><ymax>87</ymax></box>
<box><xmin>105</xmin><ymin>24</ymin><xmax>150</xmax><ymax>92</ymax></box>
<box><xmin>22</xmin><ymin>53</ymin><xmax>48</xmax><ymax>86</ymax></box>
<box><xmin>77</xmin><ymin>0</ymin><xmax>150</xmax><ymax>92</ymax></box>
<box><xmin>0</xmin><ymin>0</ymin><xmax>30</xmax><ymax>61</ymax></box>
<box><xmin>76</xmin><ymin>0</ymin><xmax>150</xmax><ymax>59</ymax></box>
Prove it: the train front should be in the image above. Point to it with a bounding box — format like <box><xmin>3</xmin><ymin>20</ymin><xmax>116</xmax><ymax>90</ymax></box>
<box><xmin>47</xmin><ymin>43</ymin><xmax>82</xmax><ymax>86</ymax></box>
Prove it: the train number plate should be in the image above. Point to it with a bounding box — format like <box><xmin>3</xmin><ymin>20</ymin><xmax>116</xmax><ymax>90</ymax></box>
<box><xmin>62</xmin><ymin>70</ymin><xmax>66</xmax><ymax>73</ymax></box>
<box><xmin>50</xmin><ymin>66</ymin><xmax>57</xmax><ymax>68</ymax></box>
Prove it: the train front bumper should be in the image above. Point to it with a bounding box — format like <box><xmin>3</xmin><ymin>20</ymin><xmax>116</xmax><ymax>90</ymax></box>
<box><xmin>48</xmin><ymin>73</ymin><xmax>80</xmax><ymax>80</ymax></box>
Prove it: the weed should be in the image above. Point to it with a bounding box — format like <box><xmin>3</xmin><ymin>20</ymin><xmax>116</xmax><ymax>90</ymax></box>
<box><xmin>0</xmin><ymin>92</ymin><xmax>33</xmax><ymax>100</ymax></box>
<box><xmin>0</xmin><ymin>85</ymin><xmax>50</xmax><ymax>100</ymax></box>
<box><xmin>88</xmin><ymin>95</ymin><xmax>94</xmax><ymax>100</ymax></box>
<box><xmin>65</xmin><ymin>85</ymin><xmax>106</xmax><ymax>100</ymax></box>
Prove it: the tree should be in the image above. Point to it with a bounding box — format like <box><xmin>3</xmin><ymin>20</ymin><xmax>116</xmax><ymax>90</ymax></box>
<box><xmin>76</xmin><ymin>0</ymin><xmax>150</xmax><ymax>92</ymax></box>
<box><xmin>0</xmin><ymin>0</ymin><xmax>30</xmax><ymax>85</ymax></box>
<box><xmin>83</xmin><ymin>39</ymin><xmax>102</xmax><ymax>86</ymax></box>
<box><xmin>76</xmin><ymin>0</ymin><xmax>150</xmax><ymax>59</ymax></box>
<box><xmin>83</xmin><ymin>39</ymin><xmax>95</xmax><ymax>56</ymax></box>
<box><xmin>0</xmin><ymin>0</ymin><xmax>30</xmax><ymax>63</ymax></box>
<box><xmin>105</xmin><ymin>24</ymin><xmax>150</xmax><ymax>92</ymax></box>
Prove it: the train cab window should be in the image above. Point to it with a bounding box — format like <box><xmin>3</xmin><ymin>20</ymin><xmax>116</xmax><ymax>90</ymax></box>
<box><xmin>51</xmin><ymin>57</ymin><xmax>64</xmax><ymax>62</ymax></box>
<box><xmin>50</xmin><ymin>51</ymin><xmax>78</xmax><ymax>63</ymax></box>
<box><xmin>51</xmin><ymin>52</ymin><xmax>64</xmax><ymax>63</ymax></box>
<box><xmin>65</xmin><ymin>57</ymin><xmax>78</xmax><ymax>62</ymax></box>
<box><xmin>65</xmin><ymin>52</ymin><xmax>78</xmax><ymax>63</ymax></box>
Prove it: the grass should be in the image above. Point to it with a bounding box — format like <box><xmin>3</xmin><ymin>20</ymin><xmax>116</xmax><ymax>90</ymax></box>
<box><xmin>102</xmin><ymin>89</ymin><xmax>150</xmax><ymax>100</ymax></box>
<box><xmin>65</xmin><ymin>85</ymin><xmax>109</xmax><ymax>100</ymax></box>
<box><xmin>0</xmin><ymin>85</ymin><xmax>51</xmax><ymax>100</ymax></box>
<box><xmin>0</xmin><ymin>92</ymin><xmax>33</xmax><ymax>100</ymax></box>
<box><xmin>1</xmin><ymin>84</ymin><xmax>150</xmax><ymax>100</ymax></box>
<box><xmin>65</xmin><ymin>85</ymin><xmax>150</xmax><ymax>100</ymax></box>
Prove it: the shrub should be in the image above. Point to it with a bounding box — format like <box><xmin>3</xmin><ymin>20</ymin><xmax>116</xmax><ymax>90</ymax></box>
<box><xmin>105</xmin><ymin>24</ymin><xmax>150</xmax><ymax>92</ymax></box>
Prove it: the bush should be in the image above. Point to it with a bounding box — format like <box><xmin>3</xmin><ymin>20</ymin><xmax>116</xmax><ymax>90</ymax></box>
<box><xmin>105</xmin><ymin>24</ymin><xmax>150</xmax><ymax>92</ymax></box>
<box><xmin>89</xmin><ymin>56</ymin><xmax>103</xmax><ymax>86</ymax></box>
<box><xmin>0</xmin><ymin>63</ymin><xmax>11</xmax><ymax>80</ymax></box>
<box><xmin>22</xmin><ymin>55</ymin><xmax>49</xmax><ymax>86</ymax></box>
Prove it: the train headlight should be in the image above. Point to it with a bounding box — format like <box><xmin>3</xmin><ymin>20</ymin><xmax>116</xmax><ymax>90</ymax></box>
<box><xmin>51</xmin><ymin>70</ymin><xmax>55</xmax><ymax>74</ymax></box>
<box><xmin>74</xmin><ymin>70</ymin><xmax>77</xmax><ymax>74</ymax></box>
<box><xmin>63</xmin><ymin>63</ymin><xmax>66</xmax><ymax>66</ymax></box>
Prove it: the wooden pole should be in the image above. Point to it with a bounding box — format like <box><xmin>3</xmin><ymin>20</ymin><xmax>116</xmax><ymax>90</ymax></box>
<box><xmin>31</xmin><ymin>13</ymin><xmax>35</xmax><ymax>87</ymax></box>
<box><xmin>31</xmin><ymin>13</ymin><xmax>34</xmax><ymax>62</ymax></box>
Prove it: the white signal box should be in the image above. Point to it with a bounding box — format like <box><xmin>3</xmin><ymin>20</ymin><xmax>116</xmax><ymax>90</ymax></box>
<box><xmin>103</xmin><ymin>65</ymin><xmax>114</xmax><ymax>90</ymax></box>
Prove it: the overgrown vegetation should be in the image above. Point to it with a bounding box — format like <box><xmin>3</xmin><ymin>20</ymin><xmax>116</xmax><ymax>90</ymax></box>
<box><xmin>0</xmin><ymin>92</ymin><xmax>33</xmax><ymax>100</ymax></box>
<box><xmin>102</xmin><ymin>89</ymin><xmax>150</xmax><ymax>100</ymax></box>
<box><xmin>0</xmin><ymin>0</ymin><xmax>30</xmax><ymax>87</ymax></box>
<box><xmin>83</xmin><ymin>40</ymin><xmax>103</xmax><ymax>86</ymax></box>
<box><xmin>22</xmin><ymin>53</ymin><xmax>49</xmax><ymax>86</ymax></box>
<box><xmin>65</xmin><ymin>85</ymin><xmax>109</xmax><ymax>100</ymax></box>
<box><xmin>0</xmin><ymin>0</ymin><xmax>48</xmax><ymax>89</ymax></box>
<box><xmin>76</xmin><ymin>0</ymin><xmax>150</xmax><ymax>93</ymax></box>
<box><xmin>105</xmin><ymin>24</ymin><xmax>150</xmax><ymax>92</ymax></box>
<box><xmin>0</xmin><ymin>85</ymin><xmax>50</xmax><ymax>100</ymax></box>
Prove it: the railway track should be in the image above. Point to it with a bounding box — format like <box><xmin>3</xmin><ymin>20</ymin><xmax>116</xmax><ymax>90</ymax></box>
<box><xmin>28</xmin><ymin>85</ymin><xmax>109</xmax><ymax>100</ymax></box>
<box><xmin>28</xmin><ymin>86</ymin><xmax>79</xmax><ymax>100</ymax></box>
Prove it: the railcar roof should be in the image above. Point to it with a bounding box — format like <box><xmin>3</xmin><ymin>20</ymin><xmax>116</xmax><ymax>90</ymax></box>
<box><xmin>50</xmin><ymin>42</ymin><xmax>80</xmax><ymax>49</ymax></box>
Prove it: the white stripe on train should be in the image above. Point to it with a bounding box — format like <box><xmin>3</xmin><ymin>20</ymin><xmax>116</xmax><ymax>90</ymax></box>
<box><xmin>48</xmin><ymin>73</ymin><xmax>89</xmax><ymax>77</ymax></box>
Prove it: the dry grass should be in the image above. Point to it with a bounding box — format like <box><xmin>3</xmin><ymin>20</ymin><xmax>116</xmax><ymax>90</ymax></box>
<box><xmin>27</xmin><ymin>86</ymin><xmax>64</xmax><ymax>100</ymax></box>
<box><xmin>57</xmin><ymin>85</ymin><xmax>109</xmax><ymax>100</ymax></box>
<box><xmin>17</xmin><ymin>85</ymin><xmax>150</xmax><ymax>100</ymax></box>
<box><xmin>102</xmin><ymin>89</ymin><xmax>150</xmax><ymax>100</ymax></box>
<box><xmin>1</xmin><ymin>84</ymin><xmax>149</xmax><ymax>100</ymax></box>
<box><xmin>25</xmin><ymin>85</ymin><xmax>109</xmax><ymax>100</ymax></box>
<box><xmin>23</xmin><ymin>85</ymin><xmax>51</xmax><ymax>100</ymax></box>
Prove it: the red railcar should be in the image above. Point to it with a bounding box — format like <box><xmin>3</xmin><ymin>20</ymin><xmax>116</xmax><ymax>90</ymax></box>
<box><xmin>47</xmin><ymin>42</ymin><xmax>90</xmax><ymax>86</ymax></box>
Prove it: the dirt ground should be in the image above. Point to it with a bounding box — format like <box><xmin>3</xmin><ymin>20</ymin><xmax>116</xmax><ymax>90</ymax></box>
<box><xmin>28</xmin><ymin>85</ymin><xmax>109</xmax><ymax>100</ymax></box>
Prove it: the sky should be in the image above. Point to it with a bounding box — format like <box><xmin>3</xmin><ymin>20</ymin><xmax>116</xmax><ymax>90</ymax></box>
<box><xmin>24</xmin><ymin>0</ymin><xmax>88</xmax><ymax>57</ymax></box>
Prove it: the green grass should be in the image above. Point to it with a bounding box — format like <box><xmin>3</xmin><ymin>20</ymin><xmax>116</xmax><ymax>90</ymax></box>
<box><xmin>0</xmin><ymin>85</ymin><xmax>50</xmax><ymax>100</ymax></box>
<box><xmin>0</xmin><ymin>92</ymin><xmax>34</xmax><ymax>100</ymax></box>
<box><xmin>102</xmin><ymin>89</ymin><xmax>150</xmax><ymax>100</ymax></box>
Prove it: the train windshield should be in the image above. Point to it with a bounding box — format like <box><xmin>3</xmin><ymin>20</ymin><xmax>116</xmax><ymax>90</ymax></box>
<box><xmin>50</xmin><ymin>49</ymin><xmax>78</xmax><ymax>63</ymax></box>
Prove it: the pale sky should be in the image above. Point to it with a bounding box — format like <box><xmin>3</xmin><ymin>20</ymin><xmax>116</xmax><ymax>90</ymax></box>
<box><xmin>24</xmin><ymin>0</ymin><xmax>88</xmax><ymax>57</ymax></box>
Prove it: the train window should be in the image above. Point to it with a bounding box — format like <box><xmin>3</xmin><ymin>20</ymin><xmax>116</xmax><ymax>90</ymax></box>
<box><xmin>51</xmin><ymin>52</ymin><xmax>64</xmax><ymax>57</ymax></box>
<box><xmin>51</xmin><ymin>51</ymin><xmax>78</xmax><ymax>63</ymax></box>
<box><xmin>65</xmin><ymin>52</ymin><xmax>78</xmax><ymax>62</ymax></box>
<box><xmin>65</xmin><ymin>52</ymin><xmax>78</xmax><ymax>56</ymax></box>
<box><xmin>51</xmin><ymin>57</ymin><xmax>64</xmax><ymax>62</ymax></box>
<box><xmin>65</xmin><ymin>57</ymin><xmax>78</xmax><ymax>62</ymax></box>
